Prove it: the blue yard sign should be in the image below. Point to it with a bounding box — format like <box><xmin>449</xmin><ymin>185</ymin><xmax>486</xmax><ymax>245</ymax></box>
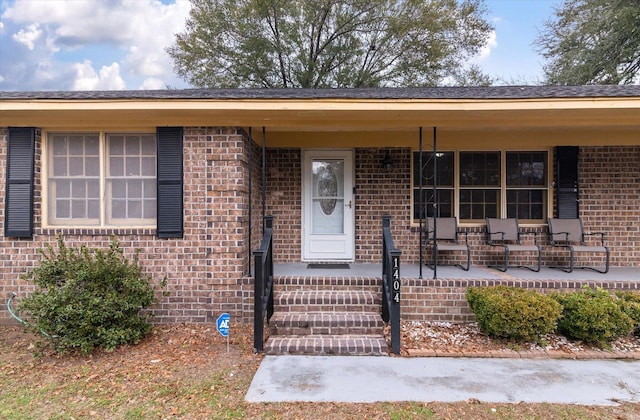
<box><xmin>217</xmin><ymin>313</ymin><xmax>230</xmax><ymax>337</ymax></box>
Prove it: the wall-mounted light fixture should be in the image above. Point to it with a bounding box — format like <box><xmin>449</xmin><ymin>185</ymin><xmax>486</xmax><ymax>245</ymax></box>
<box><xmin>381</xmin><ymin>150</ymin><xmax>393</xmax><ymax>170</ymax></box>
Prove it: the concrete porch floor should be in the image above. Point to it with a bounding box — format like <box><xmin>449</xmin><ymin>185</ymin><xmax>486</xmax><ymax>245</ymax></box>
<box><xmin>275</xmin><ymin>263</ymin><xmax>640</xmax><ymax>282</ymax></box>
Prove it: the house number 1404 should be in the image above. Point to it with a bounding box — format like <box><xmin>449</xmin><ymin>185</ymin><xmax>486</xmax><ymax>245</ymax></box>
<box><xmin>392</xmin><ymin>256</ymin><xmax>400</xmax><ymax>303</ymax></box>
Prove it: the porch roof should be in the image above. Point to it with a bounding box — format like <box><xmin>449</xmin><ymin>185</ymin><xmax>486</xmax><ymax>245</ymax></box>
<box><xmin>2</xmin><ymin>86</ymin><xmax>640</xmax><ymax>132</ymax></box>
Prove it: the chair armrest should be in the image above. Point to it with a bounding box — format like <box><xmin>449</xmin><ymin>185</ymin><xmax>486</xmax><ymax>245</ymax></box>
<box><xmin>519</xmin><ymin>230</ymin><xmax>538</xmax><ymax>245</ymax></box>
<box><xmin>551</xmin><ymin>230</ymin><xmax>570</xmax><ymax>244</ymax></box>
<box><xmin>584</xmin><ymin>231</ymin><xmax>606</xmax><ymax>246</ymax></box>
<box><xmin>488</xmin><ymin>230</ymin><xmax>506</xmax><ymax>243</ymax></box>
<box><xmin>458</xmin><ymin>230</ymin><xmax>469</xmax><ymax>244</ymax></box>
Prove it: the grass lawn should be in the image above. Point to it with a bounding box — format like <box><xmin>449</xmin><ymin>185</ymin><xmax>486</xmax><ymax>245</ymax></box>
<box><xmin>1</xmin><ymin>324</ymin><xmax>638</xmax><ymax>419</ymax></box>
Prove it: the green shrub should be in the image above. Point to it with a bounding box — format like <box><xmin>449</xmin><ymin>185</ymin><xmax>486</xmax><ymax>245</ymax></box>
<box><xmin>466</xmin><ymin>286</ymin><xmax>561</xmax><ymax>342</ymax></box>
<box><xmin>19</xmin><ymin>237</ymin><xmax>157</xmax><ymax>354</ymax></box>
<box><xmin>615</xmin><ymin>291</ymin><xmax>640</xmax><ymax>336</ymax></box>
<box><xmin>553</xmin><ymin>286</ymin><xmax>634</xmax><ymax>346</ymax></box>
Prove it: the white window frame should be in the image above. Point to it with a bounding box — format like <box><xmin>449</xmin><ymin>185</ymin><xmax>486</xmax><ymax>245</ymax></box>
<box><xmin>44</xmin><ymin>131</ymin><xmax>157</xmax><ymax>228</ymax></box>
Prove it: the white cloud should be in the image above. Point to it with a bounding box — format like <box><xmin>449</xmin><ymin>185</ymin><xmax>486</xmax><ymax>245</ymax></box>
<box><xmin>12</xmin><ymin>23</ymin><xmax>42</xmax><ymax>50</ymax></box>
<box><xmin>1</xmin><ymin>0</ymin><xmax>191</xmax><ymax>90</ymax></box>
<box><xmin>140</xmin><ymin>77</ymin><xmax>166</xmax><ymax>90</ymax></box>
<box><xmin>471</xmin><ymin>29</ymin><xmax>497</xmax><ymax>64</ymax></box>
<box><xmin>72</xmin><ymin>60</ymin><xmax>126</xmax><ymax>90</ymax></box>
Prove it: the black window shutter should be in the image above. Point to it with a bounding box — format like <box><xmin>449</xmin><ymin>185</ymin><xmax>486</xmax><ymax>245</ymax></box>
<box><xmin>5</xmin><ymin>127</ymin><xmax>36</xmax><ymax>238</ymax></box>
<box><xmin>555</xmin><ymin>146</ymin><xmax>579</xmax><ymax>219</ymax></box>
<box><xmin>156</xmin><ymin>127</ymin><xmax>184</xmax><ymax>238</ymax></box>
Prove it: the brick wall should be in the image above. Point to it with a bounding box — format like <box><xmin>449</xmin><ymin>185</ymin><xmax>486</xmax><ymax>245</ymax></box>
<box><xmin>264</xmin><ymin>146</ymin><xmax>639</xmax><ymax>267</ymax></box>
<box><xmin>266</xmin><ymin>148</ymin><xmax>302</xmax><ymax>262</ymax></box>
<box><xmin>402</xmin><ymin>277</ymin><xmax>640</xmax><ymax>323</ymax></box>
<box><xmin>0</xmin><ymin>127</ymin><xmax>257</xmax><ymax>325</ymax></box>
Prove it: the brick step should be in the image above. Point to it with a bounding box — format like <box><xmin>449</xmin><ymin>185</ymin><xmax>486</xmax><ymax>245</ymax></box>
<box><xmin>264</xmin><ymin>335</ymin><xmax>389</xmax><ymax>356</ymax></box>
<box><xmin>274</xmin><ymin>290</ymin><xmax>380</xmax><ymax>313</ymax></box>
<box><xmin>274</xmin><ymin>276</ymin><xmax>381</xmax><ymax>292</ymax></box>
<box><xmin>269</xmin><ymin>312</ymin><xmax>384</xmax><ymax>336</ymax></box>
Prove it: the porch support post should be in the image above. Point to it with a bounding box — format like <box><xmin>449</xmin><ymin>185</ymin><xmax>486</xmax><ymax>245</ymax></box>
<box><xmin>419</xmin><ymin>127</ymin><xmax>424</xmax><ymax>279</ymax></box>
<box><xmin>433</xmin><ymin>127</ymin><xmax>438</xmax><ymax>279</ymax></box>
<box><xmin>248</xmin><ymin>128</ymin><xmax>252</xmax><ymax>276</ymax></box>
<box><xmin>262</xmin><ymin>127</ymin><xmax>266</xmax><ymax>232</ymax></box>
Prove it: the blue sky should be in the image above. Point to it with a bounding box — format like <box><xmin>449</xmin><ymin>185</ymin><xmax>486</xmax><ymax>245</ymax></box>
<box><xmin>0</xmin><ymin>0</ymin><xmax>561</xmax><ymax>91</ymax></box>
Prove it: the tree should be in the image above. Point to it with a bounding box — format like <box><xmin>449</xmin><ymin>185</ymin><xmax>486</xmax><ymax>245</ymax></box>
<box><xmin>536</xmin><ymin>0</ymin><xmax>640</xmax><ymax>85</ymax></box>
<box><xmin>167</xmin><ymin>0</ymin><xmax>494</xmax><ymax>88</ymax></box>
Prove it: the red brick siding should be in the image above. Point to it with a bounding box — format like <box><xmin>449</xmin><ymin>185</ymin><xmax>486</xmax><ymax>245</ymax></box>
<box><xmin>0</xmin><ymin>127</ymin><xmax>256</xmax><ymax>325</ymax></box>
<box><xmin>265</xmin><ymin>148</ymin><xmax>302</xmax><ymax>262</ymax></box>
<box><xmin>264</xmin><ymin>146</ymin><xmax>639</xmax><ymax>267</ymax></box>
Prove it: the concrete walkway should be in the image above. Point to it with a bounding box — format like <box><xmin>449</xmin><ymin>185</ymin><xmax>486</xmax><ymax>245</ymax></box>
<box><xmin>246</xmin><ymin>355</ymin><xmax>640</xmax><ymax>405</ymax></box>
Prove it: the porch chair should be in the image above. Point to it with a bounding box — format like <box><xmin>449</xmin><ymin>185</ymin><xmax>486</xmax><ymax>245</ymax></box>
<box><xmin>426</xmin><ymin>217</ymin><xmax>470</xmax><ymax>271</ymax></box>
<box><xmin>547</xmin><ymin>218</ymin><xmax>610</xmax><ymax>274</ymax></box>
<box><xmin>486</xmin><ymin>218</ymin><xmax>541</xmax><ymax>272</ymax></box>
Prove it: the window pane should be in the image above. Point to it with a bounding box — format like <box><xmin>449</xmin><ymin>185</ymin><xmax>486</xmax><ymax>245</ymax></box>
<box><xmin>52</xmin><ymin>136</ymin><xmax>67</xmax><ymax>155</ymax></box>
<box><xmin>71</xmin><ymin>180</ymin><xmax>86</xmax><ymax>198</ymax></box>
<box><xmin>143</xmin><ymin>180</ymin><xmax>156</xmax><ymax>199</ymax></box>
<box><xmin>141</xmin><ymin>157</ymin><xmax>156</xmax><ymax>176</ymax></box>
<box><xmin>141</xmin><ymin>136</ymin><xmax>156</xmax><ymax>155</ymax></box>
<box><xmin>71</xmin><ymin>200</ymin><xmax>87</xmax><ymax>218</ymax></box>
<box><xmin>56</xmin><ymin>200</ymin><xmax>70</xmax><ymax>218</ymax></box>
<box><xmin>112</xmin><ymin>200</ymin><xmax>126</xmax><ymax>218</ymax></box>
<box><xmin>110</xmin><ymin>157</ymin><xmax>124</xmax><ymax>176</ymax></box>
<box><xmin>126</xmin><ymin>137</ymin><xmax>140</xmax><ymax>155</ymax></box>
<box><xmin>506</xmin><ymin>188</ymin><xmax>546</xmax><ymax>220</ymax></box>
<box><xmin>144</xmin><ymin>200</ymin><xmax>157</xmax><ymax>219</ymax></box>
<box><xmin>57</xmin><ymin>180</ymin><xmax>71</xmax><ymax>197</ymax></box>
<box><xmin>69</xmin><ymin>157</ymin><xmax>84</xmax><ymax>176</ymax></box>
<box><xmin>88</xmin><ymin>200</ymin><xmax>100</xmax><ymax>219</ymax></box>
<box><xmin>412</xmin><ymin>152</ymin><xmax>454</xmax><ymax>187</ymax></box>
<box><xmin>129</xmin><ymin>180</ymin><xmax>142</xmax><ymax>199</ymax></box>
<box><xmin>110</xmin><ymin>136</ymin><xmax>124</xmax><ymax>155</ymax></box>
<box><xmin>506</xmin><ymin>152</ymin><xmax>547</xmax><ymax>186</ymax></box>
<box><xmin>126</xmin><ymin>157</ymin><xmax>140</xmax><ymax>176</ymax></box>
<box><xmin>86</xmin><ymin>157</ymin><xmax>100</xmax><ymax>176</ymax></box>
<box><xmin>86</xmin><ymin>136</ymin><xmax>99</xmax><ymax>155</ymax></box>
<box><xmin>413</xmin><ymin>189</ymin><xmax>453</xmax><ymax>219</ymax></box>
<box><xmin>53</xmin><ymin>157</ymin><xmax>67</xmax><ymax>176</ymax></box>
<box><xmin>129</xmin><ymin>200</ymin><xmax>142</xmax><ymax>218</ymax></box>
<box><xmin>460</xmin><ymin>189</ymin><xmax>500</xmax><ymax>220</ymax></box>
<box><xmin>460</xmin><ymin>152</ymin><xmax>500</xmax><ymax>186</ymax></box>
<box><xmin>69</xmin><ymin>137</ymin><xmax>84</xmax><ymax>155</ymax></box>
<box><xmin>105</xmin><ymin>133</ymin><xmax>157</xmax><ymax>225</ymax></box>
<box><xmin>112</xmin><ymin>180</ymin><xmax>126</xmax><ymax>199</ymax></box>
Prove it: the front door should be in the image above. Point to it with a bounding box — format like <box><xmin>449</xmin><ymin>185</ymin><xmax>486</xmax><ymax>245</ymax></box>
<box><xmin>302</xmin><ymin>150</ymin><xmax>354</xmax><ymax>261</ymax></box>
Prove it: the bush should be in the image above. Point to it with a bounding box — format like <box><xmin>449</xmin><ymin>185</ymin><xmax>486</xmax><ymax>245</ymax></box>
<box><xmin>553</xmin><ymin>286</ymin><xmax>634</xmax><ymax>346</ymax></box>
<box><xmin>615</xmin><ymin>291</ymin><xmax>640</xmax><ymax>336</ymax></box>
<box><xmin>19</xmin><ymin>237</ymin><xmax>157</xmax><ymax>354</ymax></box>
<box><xmin>466</xmin><ymin>286</ymin><xmax>561</xmax><ymax>342</ymax></box>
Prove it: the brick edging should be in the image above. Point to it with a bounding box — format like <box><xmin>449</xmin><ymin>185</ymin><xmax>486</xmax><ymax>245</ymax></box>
<box><xmin>405</xmin><ymin>349</ymin><xmax>640</xmax><ymax>359</ymax></box>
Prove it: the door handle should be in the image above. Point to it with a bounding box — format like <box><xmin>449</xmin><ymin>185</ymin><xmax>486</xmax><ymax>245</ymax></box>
<box><xmin>346</xmin><ymin>200</ymin><xmax>352</xmax><ymax>209</ymax></box>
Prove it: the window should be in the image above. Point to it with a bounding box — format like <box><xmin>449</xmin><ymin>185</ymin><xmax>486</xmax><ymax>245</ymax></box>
<box><xmin>459</xmin><ymin>152</ymin><xmax>500</xmax><ymax>220</ymax></box>
<box><xmin>412</xmin><ymin>150</ymin><xmax>549</xmax><ymax>223</ymax></box>
<box><xmin>47</xmin><ymin>132</ymin><xmax>156</xmax><ymax>227</ymax></box>
<box><xmin>506</xmin><ymin>151</ymin><xmax>547</xmax><ymax>220</ymax></box>
<box><xmin>412</xmin><ymin>152</ymin><xmax>454</xmax><ymax>219</ymax></box>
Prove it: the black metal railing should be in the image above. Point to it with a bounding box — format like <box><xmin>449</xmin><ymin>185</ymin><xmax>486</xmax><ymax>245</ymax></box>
<box><xmin>253</xmin><ymin>215</ymin><xmax>274</xmax><ymax>353</ymax></box>
<box><xmin>381</xmin><ymin>215</ymin><xmax>402</xmax><ymax>355</ymax></box>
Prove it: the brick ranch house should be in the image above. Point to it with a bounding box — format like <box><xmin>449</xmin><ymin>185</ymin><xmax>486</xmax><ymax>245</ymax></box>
<box><xmin>1</xmin><ymin>86</ymin><xmax>640</xmax><ymax>353</ymax></box>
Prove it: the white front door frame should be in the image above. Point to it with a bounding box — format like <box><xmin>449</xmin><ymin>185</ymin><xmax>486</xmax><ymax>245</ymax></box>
<box><xmin>302</xmin><ymin>149</ymin><xmax>355</xmax><ymax>261</ymax></box>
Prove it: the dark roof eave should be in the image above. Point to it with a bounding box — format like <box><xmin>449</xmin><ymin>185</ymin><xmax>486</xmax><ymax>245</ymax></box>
<box><xmin>1</xmin><ymin>85</ymin><xmax>640</xmax><ymax>101</ymax></box>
